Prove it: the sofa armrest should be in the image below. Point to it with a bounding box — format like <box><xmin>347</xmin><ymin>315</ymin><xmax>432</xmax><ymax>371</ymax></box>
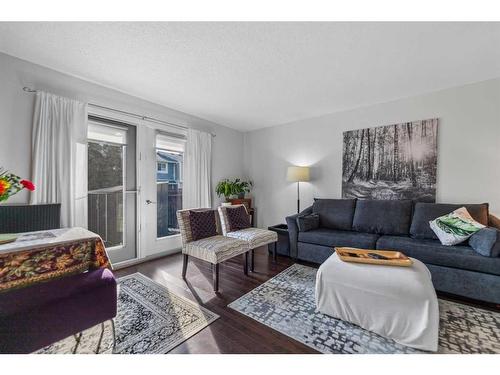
<box><xmin>488</xmin><ymin>214</ymin><xmax>500</xmax><ymax>230</ymax></box>
<box><xmin>285</xmin><ymin>206</ymin><xmax>313</xmax><ymax>259</ymax></box>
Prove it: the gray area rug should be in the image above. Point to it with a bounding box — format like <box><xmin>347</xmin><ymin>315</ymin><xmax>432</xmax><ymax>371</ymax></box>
<box><xmin>38</xmin><ymin>273</ymin><xmax>219</xmax><ymax>354</ymax></box>
<box><xmin>229</xmin><ymin>264</ymin><xmax>500</xmax><ymax>354</ymax></box>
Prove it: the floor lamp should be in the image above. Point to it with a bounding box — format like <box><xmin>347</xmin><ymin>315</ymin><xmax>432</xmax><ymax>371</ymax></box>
<box><xmin>287</xmin><ymin>166</ymin><xmax>310</xmax><ymax>214</ymax></box>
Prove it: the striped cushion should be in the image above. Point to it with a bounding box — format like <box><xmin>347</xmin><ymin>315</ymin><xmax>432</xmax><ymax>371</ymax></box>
<box><xmin>226</xmin><ymin>228</ymin><xmax>278</xmax><ymax>250</ymax></box>
<box><xmin>183</xmin><ymin>235</ymin><xmax>250</xmax><ymax>264</ymax></box>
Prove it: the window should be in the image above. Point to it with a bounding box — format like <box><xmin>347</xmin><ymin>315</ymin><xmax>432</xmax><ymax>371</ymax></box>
<box><xmin>156</xmin><ymin>133</ymin><xmax>185</xmax><ymax>238</ymax></box>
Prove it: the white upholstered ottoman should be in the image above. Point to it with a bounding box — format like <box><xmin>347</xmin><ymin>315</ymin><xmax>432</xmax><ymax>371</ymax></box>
<box><xmin>315</xmin><ymin>253</ymin><xmax>439</xmax><ymax>351</ymax></box>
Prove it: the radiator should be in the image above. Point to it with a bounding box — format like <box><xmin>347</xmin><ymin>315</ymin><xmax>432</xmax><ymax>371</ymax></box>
<box><xmin>0</xmin><ymin>204</ymin><xmax>61</xmax><ymax>234</ymax></box>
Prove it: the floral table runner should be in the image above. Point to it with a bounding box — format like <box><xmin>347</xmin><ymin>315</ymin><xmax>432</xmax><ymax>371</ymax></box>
<box><xmin>0</xmin><ymin>227</ymin><xmax>111</xmax><ymax>292</ymax></box>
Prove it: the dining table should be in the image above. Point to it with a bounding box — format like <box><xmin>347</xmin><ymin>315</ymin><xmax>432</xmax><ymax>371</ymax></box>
<box><xmin>0</xmin><ymin>227</ymin><xmax>111</xmax><ymax>293</ymax></box>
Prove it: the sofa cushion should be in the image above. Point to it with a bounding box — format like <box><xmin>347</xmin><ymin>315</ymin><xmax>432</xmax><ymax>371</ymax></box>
<box><xmin>297</xmin><ymin>213</ymin><xmax>320</xmax><ymax>232</ymax></box>
<box><xmin>298</xmin><ymin>228</ymin><xmax>379</xmax><ymax>249</ymax></box>
<box><xmin>312</xmin><ymin>198</ymin><xmax>356</xmax><ymax>230</ymax></box>
<box><xmin>410</xmin><ymin>202</ymin><xmax>489</xmax><ymax>240</ymax></box>
<box><xmin>469</xmin><ymin>227</ymin><xmax>500</xmax><ymax>257</ymax></box>
<box><xmin>376</xmin><ymin>235</ymin><xmax>500</xmax><ymax>276</ymax></box>
<box><xmin>352</xmin><ymin>199</ymin><xmax>413</xmax><ymax>235</ymax></box>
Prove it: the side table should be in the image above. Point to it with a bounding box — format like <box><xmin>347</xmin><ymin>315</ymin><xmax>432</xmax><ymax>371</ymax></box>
<box><xmin>267</xmin><ymin>224</ymin><xmax>290</xmax><ymax>258</ymax></box>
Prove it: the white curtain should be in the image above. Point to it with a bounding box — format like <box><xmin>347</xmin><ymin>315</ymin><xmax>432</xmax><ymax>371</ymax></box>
<box><xmin>30</xmin><ymin>91</ymin><xmax>88</xmax><ymax>228</ymax></box>
<box><xmin>183</xmin><ymin>128</ymin><xmax>212</xmax><ymax>209</ymax></box>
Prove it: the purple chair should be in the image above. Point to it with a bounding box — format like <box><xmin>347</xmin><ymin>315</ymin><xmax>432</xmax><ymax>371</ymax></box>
<box><xmin>0</xmin><ymin>268</ymin><xmax>117</xmax><ymax>353</ymax></box>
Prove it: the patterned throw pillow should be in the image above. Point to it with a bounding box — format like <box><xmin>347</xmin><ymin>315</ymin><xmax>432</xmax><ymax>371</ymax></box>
<box><xmin>429</xmin><ymin>207</ymin><xmax>485</xmax><ymax>246</ymax></box>
<box><xmin>226</xmin><ymin>205</ymin><xmax>251</xmax><ymax>232</ymax></box>
<box><xmin>189</xmin><ymin>210</ymin><xmax>217</xmax><ymax>241</ymax></box>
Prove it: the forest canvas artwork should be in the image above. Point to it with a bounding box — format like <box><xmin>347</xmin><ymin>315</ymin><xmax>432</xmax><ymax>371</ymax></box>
<box><xmin>342</xmin><ymin>118</ymin><xmax>438</xmax><ymax>202</ymax></box>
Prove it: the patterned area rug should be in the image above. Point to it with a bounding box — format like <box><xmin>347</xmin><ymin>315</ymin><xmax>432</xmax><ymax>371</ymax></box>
<box><xmin>229</xmin><ymin>264</ymin><xmax>500</xmax><ymax>354</ymax></box>
<box><xmin>38</xmin><ymin>273</ymin><xmax>219</xmax><ymax>354</ymax></box>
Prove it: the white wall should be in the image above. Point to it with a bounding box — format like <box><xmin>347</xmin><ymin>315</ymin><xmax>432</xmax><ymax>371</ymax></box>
<box><xmin>0</xmin><ymin>52</ymin><xmax>244</xmax><ymax>205</ymax></box>
<box><xmin>244</xmin><ymin>78</ymin><xmax>500</xmax><ymax>228</ymax></box>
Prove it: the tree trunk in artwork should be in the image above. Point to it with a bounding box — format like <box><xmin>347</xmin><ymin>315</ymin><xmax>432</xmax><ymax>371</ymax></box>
<box><xmin>377</xmin><ymin>127</ymin><xmax>386</xmax><ymax>180</ymax></box>
<box><xmin>406</xmin><ymin>122</ymin><xmax>417</xmax><ymax>185</ymax></box>
<box><xmin>371</xmin><ymin>127</ymin><xmax>377</xmax><ymax>180</ymax></box>
<box><xmin>393</xmin><ymin>125</ymin><xmax>399</xmax><ymax>182</ymax></box>
<box><xmin>347</xmin><ymin>128</ymin><xmax>365</xmax><ymax>183</ymax></box>
<box><xmin>366</xmin><ymin>128</ymin><xmax>372</xmax><ymax>180</ymax></box>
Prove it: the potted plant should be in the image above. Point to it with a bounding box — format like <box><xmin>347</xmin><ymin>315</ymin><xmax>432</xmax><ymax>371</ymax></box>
<box><xmin>233</xmin><ymin>179</ymin><xmax>253</xmax><ymax>199</ymax></box>
<box><xmin>216</xmin><ymin>178</ymin><xmax>253</xmax><ymax>202</ymax></box>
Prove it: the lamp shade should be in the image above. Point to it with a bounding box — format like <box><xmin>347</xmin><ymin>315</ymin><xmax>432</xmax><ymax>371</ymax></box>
<box><xmin>287</xmin><ymin>166</ymin><xmax>310</xmax><ymax>182</ymax></box>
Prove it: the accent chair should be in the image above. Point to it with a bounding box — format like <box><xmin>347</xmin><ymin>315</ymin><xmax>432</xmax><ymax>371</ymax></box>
<box><xmin>218</xmin><ymin>205</ymin><xmax>278</xmax><ymax>271</ymax></box>
<box><xmin>177</xmin><ymin>208</ymin><xmax>250</xmax><ymax>292</ymax></box>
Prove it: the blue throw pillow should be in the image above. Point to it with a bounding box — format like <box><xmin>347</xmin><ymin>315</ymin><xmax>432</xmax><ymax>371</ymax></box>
<box><xmin>469</xmin><ymin>227</ymin><xmax>500</xmax><ymax>257</ymax></box>
<box><xmin>297</xmin><ymin>213</ymin><xmax>320</xmax><ymax>232</ymax></box>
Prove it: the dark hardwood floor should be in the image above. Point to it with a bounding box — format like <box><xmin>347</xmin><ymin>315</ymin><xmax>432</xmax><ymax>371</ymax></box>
<box><xmin>115</xmin><ymin>248</ymin><xmax>499</xmax><ymax>354</ymax></box>
<box><xmin>115</xmin><ymin>247</ymin><xmax>318</xmax><ymax>354</ymax></box>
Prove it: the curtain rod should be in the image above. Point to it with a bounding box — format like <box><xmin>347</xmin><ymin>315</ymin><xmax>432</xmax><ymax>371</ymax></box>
<box><xmin>22</xmin><ymin>86</ymin><xmax>216</xmax><ymax>137</ymax></box>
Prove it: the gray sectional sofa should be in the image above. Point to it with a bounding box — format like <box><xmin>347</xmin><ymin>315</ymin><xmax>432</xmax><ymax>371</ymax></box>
<box><xmin>286</xmin><ymin>199</ymin><xmax>500</xmax><ymax>304</ymax></box>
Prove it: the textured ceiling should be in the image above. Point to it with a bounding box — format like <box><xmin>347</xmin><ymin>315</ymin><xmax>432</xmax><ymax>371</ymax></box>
<box><xmin>1</xmin><ymin>22</ymin><xmax>499</xmax><ymax>131</ymax></box>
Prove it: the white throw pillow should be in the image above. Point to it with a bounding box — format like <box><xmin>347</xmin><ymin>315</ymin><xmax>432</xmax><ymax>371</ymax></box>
<box><xmin>429</xmin><ymin>207</ymin><xmax>485</xmax><ymax>246</ymax></box>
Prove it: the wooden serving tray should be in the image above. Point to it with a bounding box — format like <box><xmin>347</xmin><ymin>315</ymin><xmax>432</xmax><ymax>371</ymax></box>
<box><xmin>335</xmin><ymin>247</ymin><xmax>413</xmax><ymax>267</ymax></box>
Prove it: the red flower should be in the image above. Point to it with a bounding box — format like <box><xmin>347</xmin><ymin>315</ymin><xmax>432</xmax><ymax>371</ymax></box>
<box><xmin>20</xmin><ymin>180</ymin><xmax>35</xmax><ymax>191</ymax></box>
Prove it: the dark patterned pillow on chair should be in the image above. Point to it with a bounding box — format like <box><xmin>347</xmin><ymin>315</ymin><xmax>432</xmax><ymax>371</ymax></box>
<box><xmin>189</xmin><ymin>210</ymin><xmax>218</xmax><ymax>241</ymax></box>
<box><xmin>227</xmin><ymin>205</ymin><xmax>251</xmax><ymax>232</ymax></box>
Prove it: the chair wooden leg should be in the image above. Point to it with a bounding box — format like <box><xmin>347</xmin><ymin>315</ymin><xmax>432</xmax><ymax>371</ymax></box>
<box><xmin>110</xmin><ymin>318</ymin><xmax>117</xmax><ymax>353</ymax></box>
<box><xmin>212</xmin><ymin>263</ymin><xmax>219</xmax><ymax>292</ymax></box>
<box><xmin>95</xmin><ymin>322</ymin><xmax>105</xmax><ymax>354</ymax></box>
<box><xmin>182</xmin><ymin>254</ymin><xmax>188</xmax><ymax>279</ymax></box>
<box><xmin>72</xmin><ymin>332</ymin><xmax>82</xmax><ymax>354</ymax></box>
<box><xmin>273</xmin><ymin>242</ymin><xmax>277</xmax><ymax>263</ymax></box>
<box><xmin>250</xmin><ymin>249</ymin><xmax>255</xmax><ymax>272</ymax></box>
<box><xmin>244</xmin><ymin>251</ymin><xmax>249</xmax><ymax>275</ymax></box>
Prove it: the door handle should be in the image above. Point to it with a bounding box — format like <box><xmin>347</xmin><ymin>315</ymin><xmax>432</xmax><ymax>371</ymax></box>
<box><xmin>146</xmin><ymin>199</ymin><xmax>156</xmax><ymax>205</ymax></box>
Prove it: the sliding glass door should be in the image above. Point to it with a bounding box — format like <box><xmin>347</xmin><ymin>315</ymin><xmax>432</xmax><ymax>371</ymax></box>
<box><xmin>87</xmin><ymin>119</ymin><xmax>137</xmax><ymax>264</ymax></box>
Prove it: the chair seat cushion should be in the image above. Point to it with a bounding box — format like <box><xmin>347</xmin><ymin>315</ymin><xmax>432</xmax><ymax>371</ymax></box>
<box><xmin>376</xmin><ymin>235</ymin><xmax>500</xmax><ymax>276</ymax></box>
<box><xmin>226</xmin><ymin>228</ymin><xmax>278</xmax><ymax>249</ymax></box>
<box><xmin>298</xmin><ymin>228</ymin><xmax>379</xmax><ymax>249</ymax></box>
<box><xmin>183</xmin><ymin>235</ymin><xmax>250</xmax><ymax>264</ymax></box>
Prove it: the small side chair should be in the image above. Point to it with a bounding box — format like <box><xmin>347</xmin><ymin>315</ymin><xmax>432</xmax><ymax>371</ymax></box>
<box><xmin>177</xmin><ymin>208</ymin><xmax>250</xmax><ymax>292</ymax></box>
<box><xmin>218</xmin><ymin>205</ymin><xmax>278</xmax><ymax>272</ymax></box>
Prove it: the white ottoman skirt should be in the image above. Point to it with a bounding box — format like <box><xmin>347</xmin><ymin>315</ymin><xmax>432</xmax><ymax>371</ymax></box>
<box><xmin>315</xmin><ymin>253</ymin><xmax>439</xmax><ymax>352</ymax></box>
